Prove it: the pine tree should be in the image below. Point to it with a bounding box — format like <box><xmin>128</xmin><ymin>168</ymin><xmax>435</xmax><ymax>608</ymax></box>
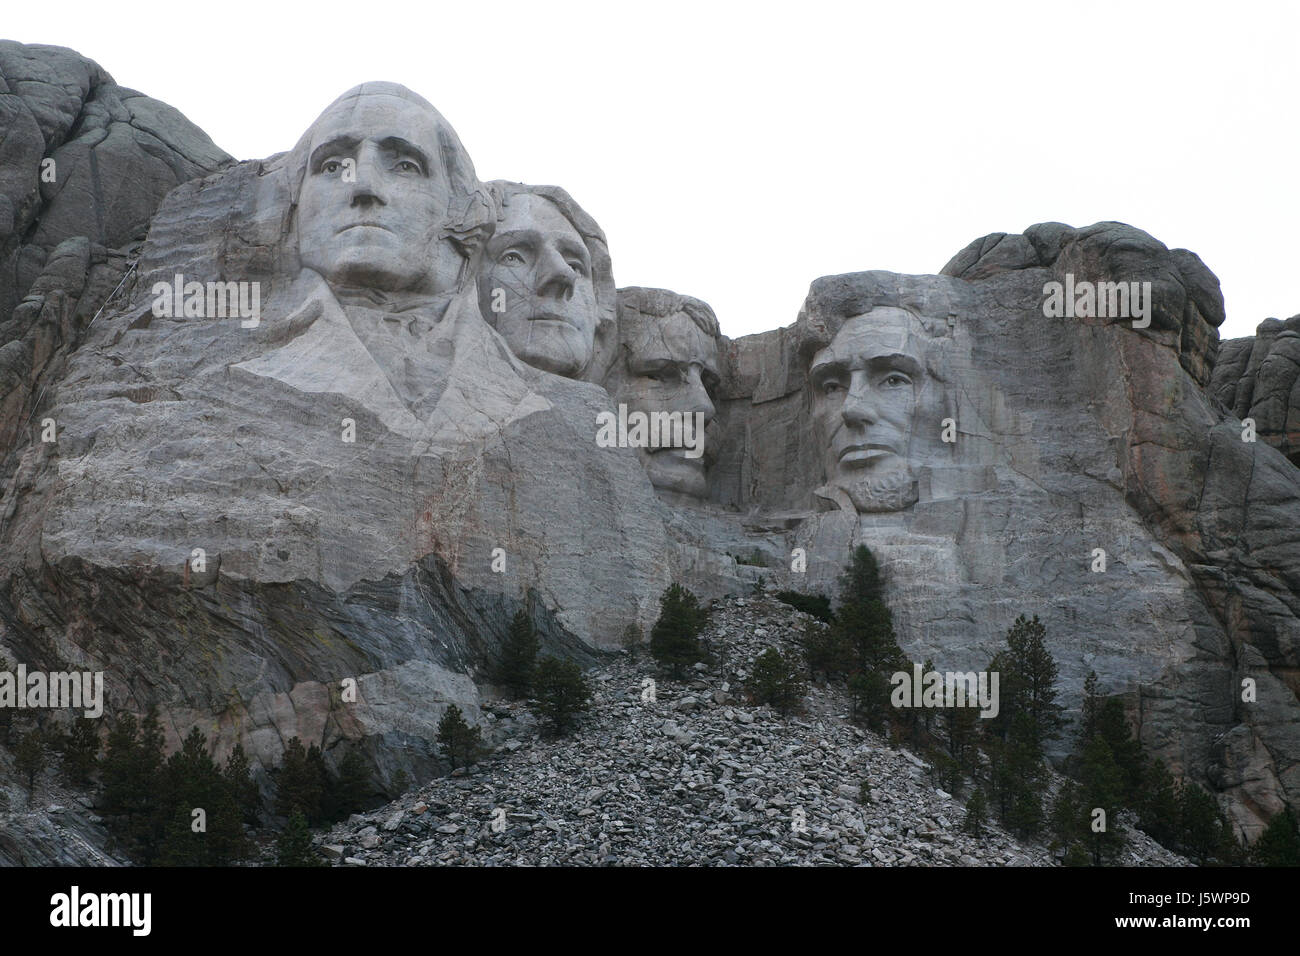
<box><xmin>101</xmin><ymin>712</ymin><xmax>140</xmax><ymax>816</ymax></box>
<box><xmin>649</xmin><ymin>584</ymin><xmax>706</xmax><ymax>679</ymax></box>
<box><xmin>744</xmin><ymin>649</ymin><xmax>805</xmax><ymax>716</ymax></box>
<box><xmin>496</xmin><ymin>609</ymin><xmax>540</xmax><ymax>698</ymax></box>
<box><xmin>157</xmin><ymin>726</ymin><xmax>250</xmax><ymax>866</ymax></box>
<box><xmin>1048</xmin><ymin>780</ymin><xmax>1086</xmax><ymax>853</ymax></box>
<box><xmin>945</xmin><ymin>697</ymin><xmax>980</xmax><ymax>768</ymax></box>
<box><xmin>831</xmin><ymin>546</ymin><xmax>909</xmax><ymax>736</ymax></box>
<box><xmin>1063</xmin><ymin>843</ymin><xmax>1092</xmax><ymax>867</ymax></box>
<box><xmin>621</xmin><ymin>623</ymin><xmax>643</xmax><ymax>660</ymax></box>
<box><xmin>277</xmin><ymin>810</ymin><xmax>322</xmax><ymax>867</ymax></box>
<box><xmin>847</xmin><ymin>670</ymin><xmax>892</xmax><ymax>732</ymax></box>
<box><xmin>1079</xmin><ymin>734</ymin><xmax>1126</xmax><ymax>865</ymax></box>
<box><xmin>1080</xmin><ymin>670</ymin><xmax>1101</xmax><ymax>741</ymax></box>
<box><xmin>838</xmin><ymin>545</ymin><xmax>885</xmax><ymax>606</ymax></box>
<box><xmin>97</xmin><ymin>707</ymin><xmax>168</xmax><ymax>862</ymax></box>
<box><xmin>61</xmin><ymin>715</ymin><xmax>101</xmax><ymax>788</ymax></box>
<box><xmin>930</xmin><ymin>747</ymin><xmax>965</xmax><ymax>795</ymax></box>
<box><xmin>275</xmin><ymin>737</ymin><xmax>326</xmax><ymax>825</ymax></box>
<box><xmin>437</xmin><ymin>703</ymin><xmax>484</xmax><ymax>769</ymax></box>
<box><xmin>802</xmin><ymin>620</ymin><xmax>855</xmax><ymax>680</ymax></box>
<box><xmin>223</xmin><ymin>743</ymin><xmax>261</xmax><ymax>826</ymax></box>
<box><xmin>1178</xmin><ymin>780</ymin><xmax>1229</xmax><ymax>865</ymax></box>
<box><xmin>987</xmin><ymin>714</ymin><xmax>1046</xmax><ymax>838</ymax></box>
<box><xmin>325</xmin><ymin>749</ymin><xmax>370</xmax><ymax>820</ymax></box>
<box><xmin>15</xmin><ymin>728</ymin><xmax>45</xmax><ymax>790</ymax></box>
<box><xmin>1092</xmin><ymin>697</ymin><xmax>1144</xmax><ymax>806</ymax></box>
<box><xmin>963</xmin><ymin>787</ymin><xmax>988</xmax><ymax>837</ymax></box>
<box><xmin>1251</xmin><ymin>805</ymin><xmax>1300</xmax><ymax>867</ymax></box>
<box><xmin>1137</xmin><ymin>758</ymin><xmax>1180</xmax><ymax>847</ymax></box>
<box><xmin>994</xmin><ymin>615</ymin><xmax>1065</xmax><ymax>757</ymax></box>
<box><xmin>529</xmin><ymin>657</ymin><xmax>591</xmax><ymax>736</ymax></box>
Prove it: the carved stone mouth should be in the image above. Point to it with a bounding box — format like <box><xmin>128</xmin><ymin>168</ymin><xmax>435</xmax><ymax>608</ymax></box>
<box><xmin>838</xmin><ymin>443</ymin><xmax>895</xmax><ymax>463</ymax></box>
<box><xmin>337</xmin><ymin>222</ymin><xmax>392</xmax><ymax>234</ymax></box>
<box><xmin>528</xmin><ymin>312</ymin><xmax>576</xmax><ymax>327</ymax></box>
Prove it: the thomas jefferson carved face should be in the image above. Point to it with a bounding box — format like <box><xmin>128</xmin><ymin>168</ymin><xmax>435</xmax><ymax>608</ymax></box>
<box><xmin>478</xmin><ymin>193</ymin><xmax>599</xmax><ymax>378</ymax></box>
<box><xmin>611</xmin><ymin>304</ymin><xmax>720</xmax><ymax>499</ymax></box>
<box><xmin>810</xmin><ymin>307</ymin><xmax>924</xmax><ymax>512</ymax></box>
<box><xmin>296</xmin><ymin>91</ymin><xmax>460</xmax><ymax>295</ymax></box>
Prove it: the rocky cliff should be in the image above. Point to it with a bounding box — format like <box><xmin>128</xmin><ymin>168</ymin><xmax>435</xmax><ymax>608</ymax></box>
<box><xmin>0</xmin><ymin>45</ymin><xmax>1295</xmax><ymax>852</ymax></box>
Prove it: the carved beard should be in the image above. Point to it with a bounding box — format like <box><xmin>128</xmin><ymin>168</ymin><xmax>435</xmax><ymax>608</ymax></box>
<box><xmin>817</xmin><ymin>461</ymin><xmax>918</xmax><ymax>514</ymax></box>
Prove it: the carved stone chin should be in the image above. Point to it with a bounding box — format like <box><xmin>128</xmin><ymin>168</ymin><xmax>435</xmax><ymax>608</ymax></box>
<box><xmin>817</xmin><ymin>462</ymin><xmax>918</xmax><ymax>514</ymax></box>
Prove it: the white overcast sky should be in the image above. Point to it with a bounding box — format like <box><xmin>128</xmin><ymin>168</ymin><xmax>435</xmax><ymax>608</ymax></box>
<box><xmin>9</xmin><ymin>0</ymin><xmax>1297</xmax><ymax>340</ymax></box>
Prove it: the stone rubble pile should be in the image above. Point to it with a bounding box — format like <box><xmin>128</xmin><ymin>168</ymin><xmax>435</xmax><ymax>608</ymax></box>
<box><xmin>310</xmin><ymin>594</ymin><xmax>1188</xmax><ymax>867</ymax></box>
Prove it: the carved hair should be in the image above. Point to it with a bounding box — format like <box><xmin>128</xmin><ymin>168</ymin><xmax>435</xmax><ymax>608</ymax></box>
<box><xmin>796</xmin><ymin>271</ymin><xmax>955</xmax><ymax>382</ymax></box>
<box><xmin>284</xmin><ymin>83</ymin><xmax>494</xmax><ymax>270</ymax></box>
<box><xmin>616</xmin><ymin>287</ymin><xmax>720</xmax><ymax>341</ymax></box>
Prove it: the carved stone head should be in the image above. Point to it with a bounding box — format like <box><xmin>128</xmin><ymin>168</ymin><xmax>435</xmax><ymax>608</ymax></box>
<box><xmin>808</xmin><ymin>306</ymin><xmax>928</xmax><ymax>512</ymax></box>
<box><xmin>287</xmin><ymin>83</ymin><xmax>490</xmax><ymax>297</ymax></box>
<box><xmin>608</xmin><ymin>287</ymin><xmax>721</xmax><ymax>499</ymax></box>
<box><xmin>477</xmin><ymin>182</ymin><xmax>616</xmax><ymax>381</ymax></box>
<box><xmin>796</xmin><ymin>272</ymin><xmax>958</xmax><ymax>514</ymax></box>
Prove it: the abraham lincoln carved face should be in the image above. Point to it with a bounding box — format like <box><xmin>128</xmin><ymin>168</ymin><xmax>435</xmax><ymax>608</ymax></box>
<box><xmin>809</xmin><ymin>306</ymin><xmax>926</xmax><ymax>512</ymax></box>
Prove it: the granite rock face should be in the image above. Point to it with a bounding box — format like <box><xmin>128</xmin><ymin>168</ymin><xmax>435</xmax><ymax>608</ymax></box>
<box><xmin>708</xmin><ymin>223</ymin><xmax>1298</xmax><ymax>837</ymax></box>
<box><xmin>0</xmin><ymin>80</ymin><xmax>670</xmax><ymax>795</ymax></box>
<box><xmin>0</xmin><ymin>41</ymin><xmax>229</xmax><ymax>321</ymax></box>
<box><xmin>0</xmin><ymin>51</ymin><xmax>1296</xmax><ymax>846</ymax></box>
<box><xmin>0</xmin><ymin>41</ymin><xmax>230</xmax><ymax>475</ymax></box>
<box><xmin>1211</xmin><ymin>314</ymin><xmax>1300</xmax><ymax>467</ymax></box>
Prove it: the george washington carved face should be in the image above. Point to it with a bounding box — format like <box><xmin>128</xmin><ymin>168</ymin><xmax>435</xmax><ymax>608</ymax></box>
<box><xmin>292</xmin><ymin>83</ymin><xmax>485</xmax><ymax>298</ymax></box>
<box><xmin>809</xmin><ymin>307</ymin><xmax>925</xmax><ymax>512</ymax></box>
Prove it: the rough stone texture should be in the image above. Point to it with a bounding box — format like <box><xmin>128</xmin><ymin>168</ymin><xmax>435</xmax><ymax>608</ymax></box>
<box><xmin>1210</xmin><ymin>315</ymin><xmax>1300</xmax><ymax>467</ymax></box>
<box><xmin>707</xmin><ymin>223</ymin><xmax>1297</xmax><ymax>839</ymax></box>
<box><xmin>0</xmin><ymin>42</ymin><xmax>230</xmax><ymax>521</ymax></box>
<box><xmin>0</xmin><ymin>41</ymin><xmax>230</xmax><ymax>322</ymax></box>
<box><xmin>0</xmin><ymin>47</ymin><xmax>1295</xmax><ymax>858</ymax></box>
<box><xmin>309</xmin><ymin>595</ymin><xmax>1187</xmax><ymax>867</ymax></box>
<box><xmin>0</xmin><ymin>81</ymin><xmax>672</xmax><ymax>807</ymax></box>
<box><xmin>0</xmin><ymin>741</ymin><xmax>127</xmax><ymax>866</ymax></box>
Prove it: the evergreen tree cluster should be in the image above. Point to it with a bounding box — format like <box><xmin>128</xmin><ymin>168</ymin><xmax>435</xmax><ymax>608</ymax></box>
<box><xmin>272</xmin><ymin>736</ymin><xmax>371</xmax><ymax>828</ymax></box>
<box><xmin>649</xmin><ymin>583</ymin><xmax>709</xmax><ymax>678</ymax></box>
<box><xmin>773</xmin><ymin>590</ymin><xmax>834</xmax><ymax>623</ymax></box>
<box><xmin>1046</xmin><ymin>672</ymin><xmax>1248</xmax><ymax>865</ymax></box>
<box><xmin>437</xmin><ymin>704</ymin><xmax>485</xmax><ymax>769</ymax></box>
<box><xmin>82</xmin><ymin>711</ymin><xmax>372</xmax><ymax>866</ymax></box>
<box><xmin>801</xmin><ymin>545</ymin><xmax>911</xmax><ymax>733</ymax></box>
<box><xmin>490</xmin><ymin>607</ymin><xmax>592</xmax><ymax>737</ymax></box>
<box><xmin>745</xmin><ymin>648</ymin><xmax>806</xmax><ymax>715</ymax></box>
<box><xmin>496</xmin><ymin>609</ymin><xmax>541</xmax><ymax>698</ymax></box>
<box><xmin>98</xmin><ymin>711</ymin><xmax>259</xmax><ymax>865</ymax></box>
<box><xmin>530</xmin><ymin>657</ymin><xmax>592</xmax><ymax>736</ymax></box>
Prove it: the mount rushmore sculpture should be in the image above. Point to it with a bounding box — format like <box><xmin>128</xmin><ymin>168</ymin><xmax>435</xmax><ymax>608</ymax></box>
<box><xmin>1</xmin><ymin>46</ymin><xmax>1296</xmax><ymax>841</ymax></box>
